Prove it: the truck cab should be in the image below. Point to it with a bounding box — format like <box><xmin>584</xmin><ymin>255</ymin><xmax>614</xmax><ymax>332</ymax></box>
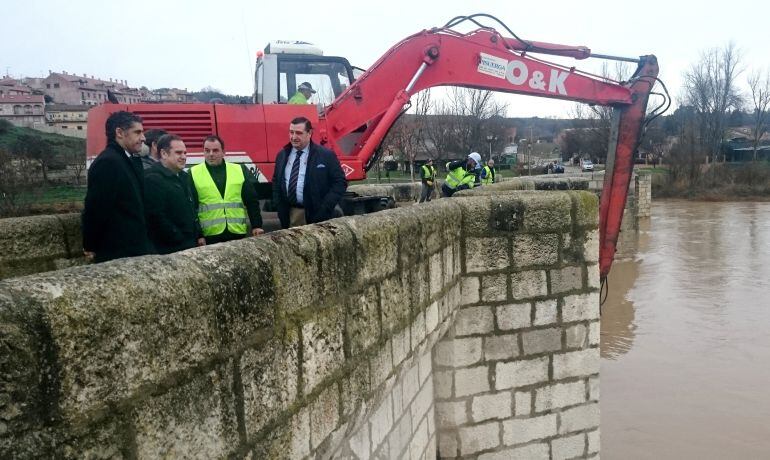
<box><xmin>254</xmin><ymin>40</ymin><xmax>361</xmax><ymax>109</ymax></box>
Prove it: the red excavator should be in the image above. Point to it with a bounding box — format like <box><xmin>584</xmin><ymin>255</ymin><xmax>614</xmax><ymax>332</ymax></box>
<box><xmin>86</xmin><ymin>14</ymin><xmax>668</xmax><ymax>280</ymax></box>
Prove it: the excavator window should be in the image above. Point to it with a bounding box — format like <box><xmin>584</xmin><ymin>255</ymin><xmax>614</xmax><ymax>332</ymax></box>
<box><xmin>276</xmin><ymin>56</ymin><xmax>354</xmax><ymax>108</ymax></box>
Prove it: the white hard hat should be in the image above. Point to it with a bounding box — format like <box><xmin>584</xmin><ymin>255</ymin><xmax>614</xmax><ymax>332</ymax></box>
<box><xmin>468</xmin><ymin>152</ymin><xmax>482</xmax><ymax>164</ymax></box>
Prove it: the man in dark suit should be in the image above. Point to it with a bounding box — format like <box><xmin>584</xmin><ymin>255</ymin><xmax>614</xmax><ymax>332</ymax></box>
<box><xmin>144</xmin><ymin>134</ymin><xmax>199</xmax><ymax>254</ymax></box>
<box><xmin>272</xmin><ymin>117</ymin><xmax>347</xmax><ymax>228</ymax></box>
<box><xmin>82</xmin><ymin>111</ymin><xmax>153</xmax><ymax>263</ymax></box>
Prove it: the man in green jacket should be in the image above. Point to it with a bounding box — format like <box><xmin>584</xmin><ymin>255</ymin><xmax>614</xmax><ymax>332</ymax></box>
<box><xmin>144</xmin><ymin>134</ymin><xmax>199</xmax><ymax>254</ymax></box>
<box><xmin>442</xmin><ymin>152</ymin><xmax>481</xmax><ymax>197</ymax></box>
<box><xmin>189</xmin><ymin>135</ymin><xmax>263</xmax><ymax>245</ymax></box>
<box><xmin>288</xmin><ymin>82</ymin><xmax>316</xmax><ymax>104</ymax></box>
<box><xmin>418</xmin><ymin>158</ymin><xmax>437</xmax><ymax>203</ymax></box>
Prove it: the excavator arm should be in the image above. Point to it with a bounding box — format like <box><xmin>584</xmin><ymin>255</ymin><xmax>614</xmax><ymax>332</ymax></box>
<box><xmin>320</xmin><ymin>22</ymin><xmax>660</xmax><ymax>279</ymax></box>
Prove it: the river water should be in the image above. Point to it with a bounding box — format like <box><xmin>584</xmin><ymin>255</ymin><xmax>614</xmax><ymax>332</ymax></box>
<box><xmin>601</xmin><ymin>200</ymin><xmax>770</xmax><ymax>459</ymax></box>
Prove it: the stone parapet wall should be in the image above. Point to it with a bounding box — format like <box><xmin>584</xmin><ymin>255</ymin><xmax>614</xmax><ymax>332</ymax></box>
<box><xmin>1</xmin><ymin>186</ymin><xmax>601</xmax><ymax>459</ymax></box>
<box><xmin>0</xmin><ymin>213</ymin><xmax>84</xmax><ymax>280</ymax></box>
<box><xmin>635</xmin><ymin>174</ymin><xmax>651</xmax><ymax>217</ymax></box>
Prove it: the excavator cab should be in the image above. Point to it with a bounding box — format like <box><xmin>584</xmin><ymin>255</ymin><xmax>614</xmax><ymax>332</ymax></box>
<box><xmin>255</xmin><ymin>41</ymin><xmax>356</xmax><ymax>109</ymax></box>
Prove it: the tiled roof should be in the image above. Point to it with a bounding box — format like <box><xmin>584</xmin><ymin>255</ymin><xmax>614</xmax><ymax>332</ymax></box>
<box><xmin>0</xmin><ymin>94</ymin><xmax>45</xmax><ymax>103</ymax></box>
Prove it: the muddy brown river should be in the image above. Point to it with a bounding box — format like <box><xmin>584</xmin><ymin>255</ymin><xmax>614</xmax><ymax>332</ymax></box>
<box><xmin>601</xmin><ymin>200</ymin><xmax>770</xmax><ymax>459</ymax></box>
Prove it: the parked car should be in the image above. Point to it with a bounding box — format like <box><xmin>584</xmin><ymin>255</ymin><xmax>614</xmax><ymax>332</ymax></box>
<box><xmin>581</xmin><ymin>159</ymin><xmax>594</xmax><ymax>172</ymax></box>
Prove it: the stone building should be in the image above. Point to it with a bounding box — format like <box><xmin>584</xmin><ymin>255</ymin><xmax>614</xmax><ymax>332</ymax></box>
<box><xmin>0</xmin><ymin>77</ymin><xmax>33</xmax><ymax>97</ymax></box>
<box><xmin>44</xmin><ymin>104</ymin><xmax>90</xmax><ymax>133</ymax></box>
<box><xmin>33</xmin><ymin>71</ymin><xmax>142</xmax><ymax>105</ymax></box>
<box><xmin>0</xmin><ymin>94</ymin><xmax>45</xmax><ymax>127</ymax></box>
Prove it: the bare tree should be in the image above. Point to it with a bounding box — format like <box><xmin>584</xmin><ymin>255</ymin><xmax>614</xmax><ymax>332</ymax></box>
<box><xmin>747</xmin><ymin>68</ymin><xmax>770</xmax><ymax>161</ymax></box>
<box><xmin>682</xmin><ymin>42</ymin><xmax>743</xmax><ymax>162</ymax></box>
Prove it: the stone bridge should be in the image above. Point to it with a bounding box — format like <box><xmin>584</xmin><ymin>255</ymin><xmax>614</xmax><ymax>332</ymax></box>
<box><xmin>1</xmin><ymin>177</ymin><xmax>603</xmax><ymax>459</ymax></box>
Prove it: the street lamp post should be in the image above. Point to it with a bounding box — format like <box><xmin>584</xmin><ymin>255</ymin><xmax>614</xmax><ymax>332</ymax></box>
<box><xmin>486</xmin><ymin>134</ymin><xmax>497</xmax><ymax>161</ymax></box>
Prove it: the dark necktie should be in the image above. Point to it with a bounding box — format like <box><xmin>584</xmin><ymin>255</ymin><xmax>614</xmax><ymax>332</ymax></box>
<box><xmin>288</xmin><ymin>149</ymin><xmax>303</xmax><ymax>205</ymax></box>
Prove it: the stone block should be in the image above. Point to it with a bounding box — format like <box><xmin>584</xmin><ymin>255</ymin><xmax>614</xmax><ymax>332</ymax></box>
<box><xmin>489</xmin><ymin>195</ymin><xmax>526</xmax><ymax>232</ymax></box>
<box><xmin>443</xmin><ymin>246</ymin><xmax>455</xmax><ymax>288</ymax></box>
<box><xmin>347</xmin><ymin>285</ymin><xmax>381</xmax><ymax>356</ymax></box>
<box><xmin>370</xmin><ymin>341</ymin><xmax>394</xmax><ymax>389</ymax></box>
<box><xmin>418</xmin><ymin>348</ymin><xmax>433</xmax><ymax>386</ymax></box>
<box><xmin>535</xmin><ymin>381</ymin><xmax>586</xmax><ymax>412</ymax></box>
<box><xmin>559</xmin><ymin>403</ymin><xmax>600</xmax><ymax>434</ymax></box>
<box><xmin>484</xmin><ymin>334</ymin><xmax>519</xmax><ymax>361</ymax></box>
<box><xmin>133</xmin><ymin>363</ymin><xmax>239</xmax><ymax>459</ymax></box>
<box><xmin>511</xmin><ymin>233</ymin><xmax>559</xmax><ymax>268</ymax></box>
<box><xmin>425</xmin><ymin>301</ymin><xmax>439</xmax><ymax>335</ymax></box>
<box><xmin>589</xmin><ymin>321</ymin><xmax>600</xmax><ymax>346</ymax></box>
<box><xmin>550</xmin><ymin>266</ymin><xmax>584</xmax><ymax>294</ymax></box>
<box><xmin>434</xmin><ymin>370</ymin><xmax>453</xmax><ymax>400</ymax></box>
<box><xmin>552</xmin><ymin>433</ymin><xmax>586</xmax><ymax>460</ymax></box>
<box><xmin>310</xmin><ymin>384</ymin><xmax>340</xmax><ymax>450</ymax></box>
<box><xmin>497</xmin><ymin>303</ymin><xmax>531</xmax><ymax>330</ymax></box>
<box><xmin>562</xmin><ymin>293</ymin><xmax>600</xmax><ymax>322</ymax></box>
<box><xmin>348</xmin><ymin>418</ymin><xmax>371</xmax><ymax>459</ymax></box>
<box><xmin>553</xmin><ymin>348</ymin><xmax>600</xmax><ymax>380</ymax></box>
<box><xmin>438</xmin><ymin>432</ymin><xmax>459</xmax><ymax>458</ymax></box>
<box><xmin>503</xmin><ymin>414</ymin><xmax>557</xmax><ymax>446</ymax></box>
<box><xmin>588</xmin><ymin>429</ymin><xmax>600</xmax><ymax>453</ymax></box>
<box><xmin>411</xmin><ymin>382</ymin><xmax>434</xmax><ymax>429</ymax></box>
<box><xmin>571</xmin><ymin>191</ymin><xmax>599</xmax><ymax>228</ymax></box>
<box><xmin>461</xmin><ymin>276</ymin><xmax>481</xmax><ymax>304</ymax></box>
<box><xmin>587</xmin><ymin>264</ymin><xmax>601</xmax><ymax>289</ymax></box>
<box><xmin>466</xmin><ymin>237</ymin><xmax>510</xmax><ymax>272</ymax></box>
<box><xmin>390</xmin><ymin>411</ymin><xmax>413</xmax><ymax>458</ymax></box>
<box><xmin>346</xmin><ymin>214</ymin><xmax>399</xmax><ymax>285</ymax></box>
<box><xmin>302</xmin><ymin>307</ymin><xmax>345</xmax><ymax>395</ymax></box>
<box><xmin>589</xmin><ymin>376</ymin><xmax>600</xmax><ymax>401</ymax></box>
<box><xmin>515</xmin><ymin>391</ymin><xmax>532</xmax><ymax>416</ymax></box>
<box><xmin>369</xmin><ymin>393</ymin><xmax>394</xmax><ymax>450</ymax></box>
<box><xmin>583</xmin><ymin>230</ymin><xmax>600</xmax><ymax>263</ymax></box>
<box><xmin>252</xmin><ymin>406</ymin><xmax>311</xmax><ymax>459</ymax></box>
<box><xmin>411</xmin><ymin>310</ymin><xmax>426</xmax><ymax>348</ymax></box>
<box><xmin>458</xmin><ymin>421</ymin><xmax>501</xmax><ymax>456</ymax></box>
<box><xmin>240</xmin><ymin>336</ymin><xmax>299</xmax><ymax>436</ymax></box>
<box><xmin>341</xmin><ymin>360</ymin><xmax>371</xmax><ymax>417</ymax></box>
<box><xmin>481</xmin><ymin>274</ymin><xmax>508</xmax><ymax>302</ymax></box>
<box><xmin>471</xmin><ymin>392</ymin><xmax>512</xmax><ymax>422</ymax></box>
<box><xmin>380</xmin><ymin>275</ymin><xmax>411</xmax><ymax>336</ymax></box>
<box><xmin>495</xmin><ymin>357</ymin><xmax>549</xmax><ymax>390</ymax></box>
<box><xmin>455</xmin><ymin>365</ymin><xmax>491</xmax><ymax>397</ymax></box>
<box><xmin>430</xmin><ymin>251</ymin><xmax>443</xmax><ymax>297</ymax></box>
<box><xmin>454</xmin><ymin>196</ymin><xmax>492</xmax><ymax>236</ymax></box>
<box><xmin>0</xmin><ymin>215</ymin><xmax>68</xmax><ymax>271</ymax></box>
<box><xmin>402</xmin><ymin>363</ymin><xmax>421</xmax><ymax>407</ymax></box>
<box><xmin>566</xmin><ymin>324</ymin><xmax>587</xmax><ymax>349</ymax></box>
<box><xmin>533</xmin><ymin>299</ymin><xmax>558</xmax><ymax>326</ymax></box>
<box><xmin>408</xmin><ymin>417</ymin><xmax>430</xmax><ymax>460</ymax></box>
<box><xmin>392</xmin><ymin>327</ymin><xmax>411</xmax><ymax>368</ymax></box>
<box><xmin>478</xmin><ymin>443</ymin><xmax>550</xmax><ymax>460</ymax></box>
<box><xmin>436</xmin><ymin>401</ymin><xmax>467</xmax><ymax>429</ymax></box>
<box><xmin>455</xmin><ymin>306</ymin><xmax>495</xmax><ymax>336</ymax></box>
<box><xmin>520</xmin><ymin>193</ymin><xmax>573</xmax><ymax>233</ymax></box>
<box><xmin>522</xmin><ymin>328</ymin><xmax>562</xmax><ymax>355</ymax></box>
<box><xmin>511</xmin><ymin>270</ymin><xmax>547</xmax><ymax>300</ymax></box>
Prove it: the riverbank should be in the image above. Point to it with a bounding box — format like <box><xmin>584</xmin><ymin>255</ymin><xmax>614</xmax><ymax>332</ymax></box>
<box><xmin>647</xmin><ymin>162</ymin><xmax>770</xmax><ymax>201</ymax></box>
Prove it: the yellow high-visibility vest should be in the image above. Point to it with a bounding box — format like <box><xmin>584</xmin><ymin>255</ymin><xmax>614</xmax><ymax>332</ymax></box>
<box><xmin>191</xmin><ymin>163</ymin><xmax>248</xmax><ymax>236</ymax></box>
<box><xmin>444</xmin><ymin>166</ymin><xmax>475</xmax><ymax>190</ymax></box>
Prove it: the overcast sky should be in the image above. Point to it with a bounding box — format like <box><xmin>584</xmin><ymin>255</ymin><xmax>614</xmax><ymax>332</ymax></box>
<box><xmin>2</xmin><ymin>0</ymin><xmax>768</xmax><ymax>117</ymax></box>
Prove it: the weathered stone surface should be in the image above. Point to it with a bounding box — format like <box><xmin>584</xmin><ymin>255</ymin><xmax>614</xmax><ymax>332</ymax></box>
<box><xmin>461</xmin><ymin>276</ymin><xmax>480</xmax><ymax>304</ymax></box>
<box><xmin>550</xmin><ymin>265</ymin><xmax>584</xmax><ymax>294</ymax></box>
<box><xmin>511</xmin><ymin>233</ymin><xmax>559</xmax><ymax>269</ymax></box>
<box><xmin>515</xmin><ymin>391</ymin><xmax>532</xmax><ymax>416</ymax></box>
<box><xmin>533</xmin><ymin>299</ymin><xmax>558</xmax><ymax>326</ymax></box>
<box><xmin>502</xmin><ymin>413</ymin><xmax>557</xmax><ymax>445</ymax></box>
<box><xmin>459</xmin><ymin>421</ymin><xmax>501</xmax><ymax>455</ymax></box>
<box><xmin>455</xmin><ymin>365</ymin><xmax>490</xmax><ymax>397</ymax></box>
<box><xmin>496</xmin><ymin>357</ymin><xmax>549</xmax><ymax>390</ymax></box>
<box><xmin>535</xmin><ymin>381</ymin><xmax>586</xmax><ymax>412</ymax></box>
<box><xmin>481</xmin><ymin>274</ymin><xmax>507</xmax><ymax>302</ymax></box>
<box><xmin>566</xmin><ymin>324</ymin><xmax>587</xmax><ymax>349</ymax></box>
<box><xmin>133</xmin><ymin>363</ymin><xmax>239</xmax><ymax>459</ymax></box>
<box><xmin>472</xmin><ymin>392</ymin><xmax>512</xmax><ymax>422</ymax></box>
<box><xmin>571</xmin><ymin>191</ymin><xmax>599</xmax><ymax>228</ymax></box>
<box><xmin>347</xmin><ymin>285</ymin><xmax>381</xmax><ymax>355</ymax></box>
<box><xmin>466</xmin><ymin>237</ymin><xmax>509</xmax><ymax>272</ymax></box>
<box><xmin>310</xmin><ymin>384</ymin><xmax>340</xmax><ymax>450</ymax></box>
<box><xmin>484</xmin><ymin>334</ymin><xmax>519</xmax><ymax>361</ymax></box>
<box><xmin>346</xmin><ymin>213</ymin><xmax>399</xmax><ymax>284</ymax></box>
<box><xmin>559</xmin><ymin>402</ymin><xmax>600</xmax><ymax>434</ymax></box>
<box><xmin>302</xmin><ymin>307</ymin><xmax>344</xmax><ymax>395</ymax></box>
<box><xmin>497</xmin><ymin>302</ymin><xmax>531</xmax><ymax>330</ymax></box>
<box><xmin>454</xmin><ymin>306</ymin><xmax>494</xmax><ymax>336</ymax></box>
<box><xmin>0</xmin><ymin>214</ymin><xmax>70</xmax><ymax>279</ymax></box>
<box><xmin>522</xmin><ymin>328</ymin><xmax>562</xmax><ymax>355</ymax></box>
<box><xmin>551</xmin><ymin>433</ymin><xmax>586</xmax><ymax>460</ymax></box>
<box><xmin>240</xmin><ymin>335</ymin><xmax>299</xmax><ymax>436</ymax></box>
<box><xmin>478</xmin><ymin>442</ymin><xmax>549</xmax><ymax>460</ymax></box>
<box><xmin>511</xmin><ymin>270</ymin><xmax>548</xmax><ymax>300</ymax></box>
<box><xmin>435</xmin><ymin>336</ymin><xmax>482</xmax><ymax>368</ymax></box>
<box><xmin>562</xmin><ymin>293</ymin><xmax>600</xmax><ymax>322</ymax></box>
<box><xmin>553</xmin><ymin>348</ymin><xmax>600</xmax><ymax>380</ymax></box>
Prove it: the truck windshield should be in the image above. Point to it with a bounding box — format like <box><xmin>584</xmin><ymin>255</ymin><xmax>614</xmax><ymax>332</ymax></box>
<box><xmin>278</xmin><ymin>60</ymin><xmax>352</xmax><ymax>107</ymax></box>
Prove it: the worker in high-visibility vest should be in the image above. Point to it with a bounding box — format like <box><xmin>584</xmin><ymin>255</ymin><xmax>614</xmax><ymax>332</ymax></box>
<box><xmin>418</xmin><ymin>158</ymin><xmax>437</xmax><ymax>203</ymax></box>
<box><xmin>189</xmin><ymin>135</ymin><xmax>263</xmax><ymax>245</ymax></box>
<box><xmin>481</xmin><ymin>159</ymin><xmax>496</xmax><ymax>185</ymax></box>
<box><xmin>442</xmin><ymin>152</ymin><xmax>482</xmax><ymax>197</ymax></box>
<box><xmin>288</xmin><ymin>82</ymin><xmax>316</xmax><ymax>104</ymax></box>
